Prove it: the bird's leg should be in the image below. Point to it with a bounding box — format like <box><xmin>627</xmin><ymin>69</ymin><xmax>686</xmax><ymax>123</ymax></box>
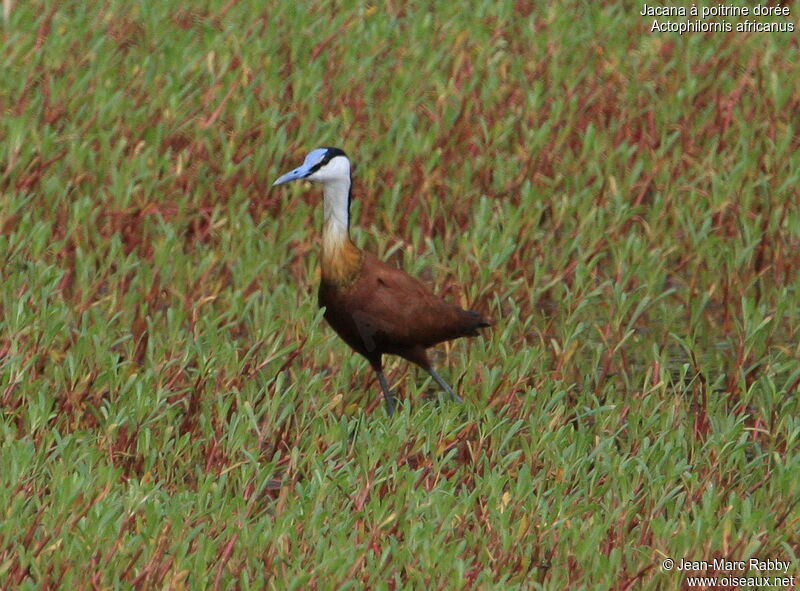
<box><xmin>376</xmin><ymin>371</ymin><xmax>396</xmax><ymax>415</ymax></box>
<box><xmin>426</xmin><ymin>368</ymin><xmax>463</xmax><ymax>403</ymax></box>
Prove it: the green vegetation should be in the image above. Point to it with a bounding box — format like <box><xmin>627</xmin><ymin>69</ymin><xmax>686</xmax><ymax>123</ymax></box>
<box><xmin>1</xmin><ymin>1</ymin><xmax>799</xmax><ymax>589</ymax></box>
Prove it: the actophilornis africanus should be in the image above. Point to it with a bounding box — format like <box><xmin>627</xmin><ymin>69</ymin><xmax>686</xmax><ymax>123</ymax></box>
<box><xmin>274</xmin><ymin>147</ymin><xmax>489</xmax><ymax>414</ymax></box>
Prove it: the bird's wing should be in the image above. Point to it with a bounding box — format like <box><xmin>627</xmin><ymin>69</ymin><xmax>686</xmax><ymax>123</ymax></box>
<box><xmin>350</xmin><ymin>252</ymin><xmax>481</xmax><ymax>348</ymax></box>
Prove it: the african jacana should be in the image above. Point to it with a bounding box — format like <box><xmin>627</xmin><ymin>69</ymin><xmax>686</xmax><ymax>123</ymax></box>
<box><xmin>274</xmin><ymin>147</ymin><xmax>489</xmax><ymax>414</ymax></box>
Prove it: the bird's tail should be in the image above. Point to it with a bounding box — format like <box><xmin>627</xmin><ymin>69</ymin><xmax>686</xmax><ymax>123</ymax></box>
<box><xmin>463</xmin><ymin>309</ymin><xmax>491</xmax><ymax>335</ymax></box>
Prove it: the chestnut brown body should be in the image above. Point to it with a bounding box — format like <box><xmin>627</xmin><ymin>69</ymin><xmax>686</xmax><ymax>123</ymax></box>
<box><xmin>318</xmin><ymin>249</ymin><xmax>489</xmax><ymax>373</ymax></box>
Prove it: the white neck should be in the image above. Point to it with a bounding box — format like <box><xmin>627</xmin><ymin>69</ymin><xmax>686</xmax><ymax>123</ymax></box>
<box><xmin>322</xmin><ymin>177</ymin><xmax>351</xmax><ymax>250</ymax></box>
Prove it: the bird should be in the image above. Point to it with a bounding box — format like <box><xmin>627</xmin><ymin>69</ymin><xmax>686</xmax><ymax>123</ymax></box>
<box><xmin>273</xmin><ymin>147</ymin><xmax>489</xmax><ymax>415</ymax></box>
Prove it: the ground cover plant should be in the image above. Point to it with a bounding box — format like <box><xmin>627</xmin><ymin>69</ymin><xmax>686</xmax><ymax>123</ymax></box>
<box><xmin>1</xmin><ymin>1</ymin><xmax>799</xmax><ymax>589</ymax></box>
